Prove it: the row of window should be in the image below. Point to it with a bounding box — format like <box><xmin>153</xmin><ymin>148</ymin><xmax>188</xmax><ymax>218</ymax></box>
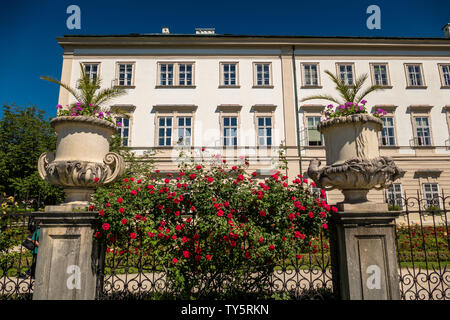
<box><xmin>386</xmin><ymin>183</ymin><xmax>440</xmax><ymax>209</ymax></box>
<box><xmin>302</xmin><ymin>62</ymin><xmax>450</xmax><ymax>88</ymax></box>
<box><xmin>116</xmin><ymin>115</ymin><xmax>273</xmax><ymax>147</ymax></box>
<box><xmin>83</xmin><ymin>61</ymin><xmax>450</xmax><ymax>88</ymax></box>
<box><xmin>84</xmin><ymin>62</ymin><xmax>273</xmax><ymax>88</ymax></box>
<box><xmin>306</xmin><ymin>114</ymin><xmax>442</xmax><ymax>147</ymax></box>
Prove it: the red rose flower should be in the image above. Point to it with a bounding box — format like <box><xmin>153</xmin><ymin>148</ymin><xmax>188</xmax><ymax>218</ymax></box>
<box><xmin>205</xmin><ymin>254</ymin><xmax>211</xmax><ymax>261</ymax></box>
<box><xmin>102</xmin><ymin>223</ymin><xmax>110</xmax><ymax>231</ymax></box>
<box><xmin>172</xmin><ymin>258</ymin><xmax>178</xmax><ymax>264</ymax></box>
<box><xmin>258</xmin><ymin>237</ymin><xmax>264</xmax><ymax>244</ymax></box>
<box><xmin>268</xmin><ymin>245</ymin><xmax>275</xmax><ymax>251</ymax></box>
<box><xmin>130</xmin><ymin>190</ymin><xmax>137</xmax><ymax>196</ymax></box>
<box><xmin>117</xmin><ymin>197</ymin><xmax>123</xmax><ymax>203</ymax></box>
<box><xmin>217</xmin><ymin>210</ymin><xmax>224</xmax><ymax>217</ymax></box>
<box><xmin>232</xmin><ymin>166</ymin><xmax>237</xmax><ymax>170</ymax></box>
<box><xmin>296</xmin><ymin>254</ymin><xmax>303</xmax><ymax>260</ymax></box>
<box><xmin>308</xmin><ymin>211</ymin><xmax>314</xmax><ymax>219</ymax></box>
<box><xmin>130</xmin><ymin>233</ymin><xmax>137</xmax><ymax>239</ymax></box>
<box><xmin>186</xmin><ymin>217</ymin><xmax>192</xmax><ymax>223</ymax></box>
<box><xmin>259</xmin><ymin>210</ymin><xmax>266</xmax><ymax>217</ymax></box>
<box><xmin>119</xmin><ymin>208</ymin><xmax>125</xmax><ymax>213</ymax></box>
<box><xmin>322</xmin><ymin>223</ymin><xmax>328</xmax><ymax>230</ymax></box>
<box><xmin>99</xmin><ymin>209</ymin><xmax>104</xmax><ymax>216</ymax></box>
<box><xmin>121</xmin><ymin>218</ymin><xmax>127</xmax><ymax>225</ymax></box>
<box><xmin>95</xmin><ymin>232</ymin><xmax>101</xmax><ymax>238</ymax></box>
<box><xmin>189</xmin><ymin>173</ymin><xmax>196</xmax><ymax>180</ymax></box>
<box><xmin>148</xmin><ymin>232</ymin><xmax>154</xmax><ymax>238</ymax></box>
<box><xmin>183</xmin><ymin>251</ymin><xmax>190</xmax><ymax>258</ymax></box>
<box><xmin>196</xmin><ymin>165</ymin><xmax>202</xmax><ymax>170</ymax></box>
<box><xmin>94</xmin><ymin>177</ymin><xmax>99</xmax><ymax>182</ymax></box>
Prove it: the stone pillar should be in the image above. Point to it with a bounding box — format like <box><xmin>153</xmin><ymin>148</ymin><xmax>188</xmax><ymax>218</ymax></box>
<box><xmin>330</xmin><ymin>209</ymin><xmax>401</xmax><ymax>300</ymax></box>
<box><xmin>32</xmin><ymin>210</ymin><xmax>100</xmax><ymax>300</ymax></box>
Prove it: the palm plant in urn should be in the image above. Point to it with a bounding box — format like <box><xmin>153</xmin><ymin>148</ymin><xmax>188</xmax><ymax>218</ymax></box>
<box><xmin>304</xmin><ymin>70</ymin><xmax>405</xmax><ymax>209</ymax></box>
<box><xmin>38</xmin><ymin>64</ymin><xmax>126</xmax><ymax>210</ymax></box>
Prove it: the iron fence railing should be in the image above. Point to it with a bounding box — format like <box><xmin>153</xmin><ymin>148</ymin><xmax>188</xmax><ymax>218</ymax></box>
<box><xmin>96</xmin><ymin>229</ymin><xmax>335</xmax><ymax>300</ymax></box>
<box><xmin>390</xmin><ymin>190</ymin><xmax>449</xmax><ymax>300</ymax></box>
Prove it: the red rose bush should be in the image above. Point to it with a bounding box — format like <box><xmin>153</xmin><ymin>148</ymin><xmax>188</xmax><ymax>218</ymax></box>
<box><xmin>92</xmin><ymin>157</ymin><xmax>336</xmax><ymax>298</ymax></box>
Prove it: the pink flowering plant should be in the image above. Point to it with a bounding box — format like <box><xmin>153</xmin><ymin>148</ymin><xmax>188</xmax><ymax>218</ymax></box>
<box><xmin>42</xmin><ymin>63</ymin><xmax>126</xmax><ymax>123</ymax></box>
<box><xmin>91</xmin><ymin>154</ymin><xmax>337</xmax><ymax>298</ymax></box>
<box><xmin>323</xmin><ymin>100</ymin><xmax>387</xmax><ymax>120</ymax></box>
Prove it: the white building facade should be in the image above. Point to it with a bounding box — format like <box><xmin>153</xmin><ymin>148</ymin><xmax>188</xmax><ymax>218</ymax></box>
<box><xmin>56</xmin><ymin>26</ymin><xmax>450</xmax><ymax>205</ymax></box>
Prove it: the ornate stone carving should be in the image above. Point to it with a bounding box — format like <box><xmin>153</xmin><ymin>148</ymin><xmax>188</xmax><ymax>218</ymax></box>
<box><xmin>308</xmin><ymin>157</ymin><xmax>405</xmax><ymax>203</ymax></box>
<box><xmin>38</xmin><ymin>152</ymin><xmax>124</xmax><ymax>188</ymax></box>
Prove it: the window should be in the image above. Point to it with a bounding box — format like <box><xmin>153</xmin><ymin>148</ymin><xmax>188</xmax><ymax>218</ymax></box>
<box><xmin>158</xmin><ymin>117</ymin><xmax>173</xmax><ymax>146</ymax></box>
<box><xmin>83</xmin><ymin>63</ymin><xmax>99</xmax><ymax>81</ymax></box>
<box><xmin>439</xmin><ymin>64</ymin><xmax>450</xmax><ymax>87</ymax></box>
<box><xmin>159</xmin><ymin>63</ymin><xmax>174</xmax><ymax>86</ymax></box>
<box><xmin>381</xmin><ymin>116</ymin><xmax>396</xmax><ymax>146</ymax></box>
<box><xmin>177</xmin><ymin>116</ymin><xmax>192</xmax><ymax>146</ymax></box>
<box><xmin>157</xmin><ymin>62</ymin><xmax>195</xmax><ymax>86</ymax></box>
<box><xmin>337</xmin><ymin>63</ymin><xmax>354</xmax><ymax>85</ymax></box>
<box><xmin>302</xmin><ymin>64</ymin><xmax>319</xmax><ymax>86</ymax></box>
<box><xmin>405</xmin><ymin>64</ymin><xmax>425</xmax><ymax>87</ymax></box>
<box><xmin>116</xmin><ymin>116</ymin><xmax>130</xmax><ymax>147</ymax></box>
<box><xmin>116</xmin><ymin>63</ymin><xmax>134</xmax><ymax>86</ymax></box>
<box><xmin>423</xmin><ymin>183</ymin><xmax>440</xmax><ymax>208</ymax></box>
<box><xmin>223</xmin><ymin>116</ymin><xmax>238</xmax><ymax>146</ymax></box>
<box><xmin>306</xmin><ymin>116</ymin><xmax>322</xmax><ymax>146</ymax></box>
<box><xmin>310</xmin><ymin>186</ymin><xmax>327</xmax><ymax>201</ymax></box>
<box><xmin>386</xmin><ymin>183</ymin><xmax>403</xmax><ymax>209</ymax></box>
<box><xmin>371</xmin><ymin>63</ymin><xmax>390</xmax><ymax>86</ymax></box>
<box><xmin>254</xmin><ymin>63</ymin><xmax>272</xmax><ymax>86</ymax></box>
<box><xmin>178</xmin><ymin>64</ymin><xmax>193</xmax><ymax>86</ymax></box>
<box><xmin>257</xmin><ymin>117</ymin><xmax>272</xmax><ymax>146</ymax></box>
<box><xmin>414</xmin><ymin>116</ymin><xmax>432</xmax><ymax>146</ymax></box>
<box><xmin>221</xmin><ymin>63</ymin><xmax>238</xmax><ymax>86</ymax></box>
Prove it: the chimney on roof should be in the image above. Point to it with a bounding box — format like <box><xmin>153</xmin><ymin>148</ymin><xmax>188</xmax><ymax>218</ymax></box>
<box><xmin>161</xmin><ymin>27</ymin><xmax>170</xmax><ymax>34</ymax></box>
<box><xmin>443</xmin><ymin>23</ymin><xmax>450</xmax><ymax>38</ymax></box>
<box><xmin>195</xmin><ymin>28</ymin><xmax>215</xmax><ymax>35</ymax></box>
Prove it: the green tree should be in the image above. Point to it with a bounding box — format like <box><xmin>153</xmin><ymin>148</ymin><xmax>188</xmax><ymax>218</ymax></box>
<box><xmin>0</xmin><ymin>104</ymin><xmax>64</xmax><ymax>206</ymax></box>
<box><xmin>301</xmin><ymin>70</ymin><xmax>383</xmax><ymax>104</ymax></box>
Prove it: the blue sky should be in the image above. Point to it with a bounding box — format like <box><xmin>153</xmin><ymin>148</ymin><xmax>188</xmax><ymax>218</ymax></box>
<box><xmin>0</xmin><ymin>0</ymin><xmax>448</xmax><ymax>118</ymax></box>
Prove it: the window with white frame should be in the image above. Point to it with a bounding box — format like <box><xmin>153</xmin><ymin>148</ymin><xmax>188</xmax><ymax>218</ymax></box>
<box><xmin>158</xmin><ymin>117</ymin><xmax>173</xmax><ymax>146</ymax></box>
<box><xmin>254</xmin><ymin>63</ymin><xmax>271</xmax><ymax>86</ymax></box>
<box><xmin>423</xmin><ymin>183</ymin><xmax>440</xmax><ymax>208</ymax></box>
<box><xmin>386</xmin><ymin>183</ymin><xmax>403</xmax><ymax>208</ymax></box>
<box><xmin>83</xmin><ymin>63</ymin><xmax>99</xmax><ymax>81</ymax></box>
<box><xmin>406</xmin><ymin>64</ymin><xmax>424</xmax><ymax>86</ymax></box>
<box><xmin>116</xmin><ymin>116</ymin><xmax>130</xmax><ymax>147</ymax></box>
<box><xmin>177</xmin><ymin>116</ymin><xmax>192</xmax><ymax>146</ymax></box>
<box><xmin>310</xmin><ymin>186</ymin><xmax>327</xmax><ymax>201</ymax></box>
<box><xmin>178</xmin><ymin>64</ymin><xmax>193</xmax><ymax>86</ymax></box>
<box><xmin>372</xmin><ymin>64</ymin><xmax>389</xmax><ymax>86</ymax></box>
<box><xmin>337</xmin><ymin>64</ymin><xmax>354</xmax><ymax>85</ymax></box>
<box><xmin>306</xmin><ymin>116</ymin><xmax>322</xmax><ymax>146</ymax></box>
<box><xmin>159</xmin><ymin>63</ymin><xmax>174</xmax><ymax>86</ymax></box>
<box><xmin>223</xmin><ymin>116</ymin><xmax>238</xmax><ymax>146</ymax></box>
<box><xmin>302</xmin><ymin>64</ymin><xmax>319</xmax><ymax>86</ymax></box>
<box><xmin>439</xmin><ymin>64</ymin><xmax>450</xmax><ymax>87</ymax></box>
<box><xmin>381</xmin><ymin>116</ymin><xmax>396</xmax><ymax>146</ymax></box>
<box><xmin>257</xmin><ymin>117</ymin><xmax>272</xmax><ymax>146</ymax></box>
<box><xmin>414</xmin><ymin>116</ymin><xmax>432</xmax><ymax>146</ymax></box>
<box><xmin>158</xmin><ymin>62</ymin><xmax>194</xmax><ymax>86</ymax></box>
<box><xmin>221</xmin><ymin>63</ymin><xmax>238</xmax><ymax>86</ymax></box>
<box><xmin>117</xmin><ymin>63</ymin><xmax>134</xmax><ymax>86</ymax></box>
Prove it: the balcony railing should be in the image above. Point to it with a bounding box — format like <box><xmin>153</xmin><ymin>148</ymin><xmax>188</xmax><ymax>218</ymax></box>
<box><xmin>409</xmin><ymin>137</ymin><xmax>432</xmax><ymax>147</ymax></box>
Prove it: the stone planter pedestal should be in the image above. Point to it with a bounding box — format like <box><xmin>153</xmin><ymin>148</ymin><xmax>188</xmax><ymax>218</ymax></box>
<box><xmin>308</xmin><ymin>114</ymin><xmax>405</xmax><ymax>300</ymax></box>
<box><xmin>32</xmin><ymin>211</ymin><xmax>100</xmax><ymax>300</ymax></box>
<box><xmin>330</xmin><ymin>209</ymin><xmax>401</xmax><ymax>300</ymax></box>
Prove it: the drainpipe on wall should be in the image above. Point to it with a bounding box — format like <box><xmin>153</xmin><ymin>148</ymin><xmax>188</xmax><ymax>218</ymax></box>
<box><xmin>292</xmin><ymin>45</ymin><xmax>303</xmax><ymax>175</ymax></box>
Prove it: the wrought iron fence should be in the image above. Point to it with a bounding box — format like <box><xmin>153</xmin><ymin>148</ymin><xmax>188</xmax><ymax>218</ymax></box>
<box><xmin>96</xmin><ymin>229</ymin><xmax>335</xmax><ymax>300</ymax></box>
<box><xmin>0</xmin><ymin>212</ymin><xmax>36</xmax><ymax>300</ymax></box>
<box><xmin>391</xmin><ymin>190</ymin><xmax>449</xmax><ymax>300</ymax></box>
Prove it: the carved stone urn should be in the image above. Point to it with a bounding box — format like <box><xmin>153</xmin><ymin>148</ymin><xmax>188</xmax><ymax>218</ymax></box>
<box><xmin>38</xmin><ymin>116</ymin><xmax>124</xmax><ymax>209</ymax></box>
<box><xmin>307</xmin><ymin>114</ymin><xmax>404</xmax><ymax>207</ymax></box>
